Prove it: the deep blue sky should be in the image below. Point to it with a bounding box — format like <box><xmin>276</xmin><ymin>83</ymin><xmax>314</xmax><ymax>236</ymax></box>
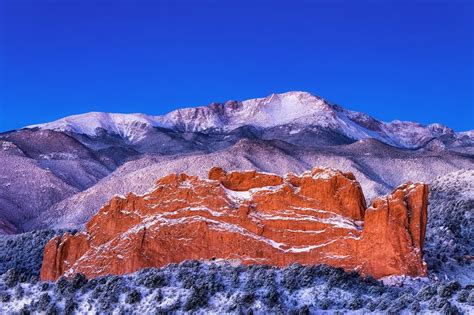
<box><xmin>0</xmin><ymin>0</ymin><xmax>473</xmax><ymax>132</ymax></box>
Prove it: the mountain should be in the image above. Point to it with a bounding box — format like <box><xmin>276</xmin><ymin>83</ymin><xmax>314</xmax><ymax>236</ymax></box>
<box><xmin>41</xmin><ymin>167</ymin><xmax>428</xmax><ymax>281</ymax></box>
<box><xmin>0</xmin><ymin>91</ymin><xmax>473</xmax><ymax>233</ymax></box>
<box><xmin>28</xmin><ymin>91</ymin><xmax>472</xmax><ymax>150</ymax></box>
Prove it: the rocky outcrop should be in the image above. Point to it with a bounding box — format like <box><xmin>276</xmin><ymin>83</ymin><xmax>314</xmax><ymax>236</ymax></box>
<box><xmin>40</xmin><ymin>167</ymin><xmax>428</xmax><ymax>281</ymax></box>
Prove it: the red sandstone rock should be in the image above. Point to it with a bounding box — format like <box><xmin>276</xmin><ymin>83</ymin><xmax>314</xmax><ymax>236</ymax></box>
<box><xmin>40</xmin><ymin>167</ymin><xmax>428</xmax><ymax>281</ymax></box>
<box><xmin>209</xmin><ymin>167</ymin><xmax>284</xmax><ymax>191</ymax></box>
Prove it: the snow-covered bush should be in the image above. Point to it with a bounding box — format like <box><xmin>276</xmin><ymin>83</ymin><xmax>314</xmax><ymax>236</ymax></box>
<box><xmin>183</xmin><ymin>287</ymin><xmax>209</xmax><ymax>311</ymax></box>
<box><xmin>125</xmin><ymin>289</ymin><xmax>142</xmax><ymax>304</ymax></box>
<box><xmin>468</xmin><ymin>290</ymin><xmax>474</xmax><ymax>306</ymax></box>
<box><xmin>135</xmin><ymin>268</ymin><xmax>167</xmax><ymax>289</ymax></box>
<box><xmin>438</xmin><ymin>281</ymin><xmax>461</xmax><ymax>298</ymax></box>
<box><xmin>417</xmin><ymin>284</ymin><xmax>437</xmax><ymax>301</ymax></box>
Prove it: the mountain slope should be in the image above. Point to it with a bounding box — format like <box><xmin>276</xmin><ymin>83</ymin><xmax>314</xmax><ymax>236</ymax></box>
<box><xmin>0</xmin><ymin>139</ymin><xmax>79</xmax><ymax>232</ymax></box>
<box><xmin>35</xmin><ymin>139</ymin><xmax>474</xmax><ymax>231</ymax></box>
<box><xmin>0</xmin><ymin>130</ymin><xmax>125</xmax><ymax>233</ymax></box>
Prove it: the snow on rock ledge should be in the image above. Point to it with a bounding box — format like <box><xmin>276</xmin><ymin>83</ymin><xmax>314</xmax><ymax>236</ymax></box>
<box><xmin>40</xmin><ymin>167</ymin><xmax>428</xmax><ymax>281</ymax></box>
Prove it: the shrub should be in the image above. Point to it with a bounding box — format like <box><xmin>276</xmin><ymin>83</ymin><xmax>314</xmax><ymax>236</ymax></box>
<box><xmin>365</xmin><ymin>299</ymin><xmax>377</xmax><ymax>311</ymax></box>
<box><xmin>222</xmin><ymin>267</ymin><xmax>241</xmax><ymax>288</ymax></box>
<box><xmin>438</xmin><ymin>281</ymin><xmax>460</xmax><ymax>298</ymax></box>
<box><xmin>263</xmin><ymin>286</ymin><xmax>280</xmax><ymax>308</ymax></box>
<box><xmin>245</xmin><ymin>265</ymin><xmax>276</xmax><ymax>290</ymax></box>
<box><xmin>447</xmin><ymin>281</ymin><xmax>461</xmax><ymax>291</ymax></box>
<box><xmin>71</xmin><ymin>273</ymin><xmax>88</xmax><ymax>290</ymax></box>
<box><xmin>40</xmin><ymin>282</ymin><xmax>51</xmax><ymax>291</ymax></box>
<box><xmin>178</xmin><ymin>267</ymin><xmax>198</xmax><ymax>289</ymax></box>
<box><xmin>346</xmin><ymin>296</ymin><xmax>363</xmax><ymax>310</ymax></box>
<box><xmin>183</xmin><ymin>287</ymin><xmax>209</xmax><ymax>311</ymax></box>
<box><xmin>88</xmin><ymin>275</ymin><xmax>124</xmax><ymax>305</ymax></box>
<box><xmin>151</xmin><ymin>307</ymin><xmax>168</xmax><ymax>315</ymax></box>
<box><xmin>83</xmin><ymin>277</ymin><xmax>99</xmax><ymax>291</ymax></box>
<box><xmin>14</xmin><ymin>285</ymin><xmax>24</xmax><ymax>299</ymax></box>
<box><xmin>46</xmin><ymin>305</ymin><xmax>58</xmax><ymax>315</ymax></box>
<box><xmin>64</xmin><ymin>298</ymin><xmax>77</xmax><ymax>315</ymax></box>
<box><xmin>90</xmin><ymin>283</ymin><xmax>104</xmax><ymax>299</ymax></box>
<box><xmin>225</xmin><ymin>294</ymin><xmax>242</xmax><ymax>312</ymax></box>
<box><xmin>417</xmin><ymin>284</ymin><xmax>437</xmax><ymax>301</ymax></box>
<box><xmin>239</xmin><ymin>292</ymin><xmax>255</xmax><ymax>305</ymax></box>
<box><xmin>440</xmin><ymin>301</ymin><xmax>460</xmax><ymax>315</ymax></box>
<box><xmin>429</xmin><ymin>297</ymin><xmax>449</xmax><ymax>311</ymax></box>
<box><xmin>55</xmin><ymin>276</ymin><xmax>73</xmax><ymax>296</ymax></box>
<box><xmin>125</xmin><ymin>289</ymin><xmax>141</xmax><ymax>304</ymax></box>
<box><xmin>319</xmin><ymin>298</ymin><xmax>332</xmax><ymax>310</ymax></box>
<box><xmin>104</xmin><ymin>289</ymin><xmax>120</xmax><ymax>305</ymax></box>
<box><xmin>468</xmin><ymin>290</ymin><xmax>474</xmax><ymax>306</ymax></box>
<box><xmin>139</xmin><ymin>270</ymin><xmax>167</xmax><ymax>288</ymax></box>
<box><xmin>294</xmin><ymin>305</ymin><xmax>310</xmax><ymax>315</ymax></box>
<box><xmin>376</xmin><ymin>298</ymin><xmax>390</xmax><ymax>310</ymax></box>
<box><xmin>3</xmin><ymin>268</ymin><xmax>20</xmax><ymax>288</ymax></box>
<box><xmin>97</xmin><ymin>299</ymin><xmax>114</xmax><ymax>313</ymax></box>
<box><xmin>390</xmin><ymin>292</ymin><xmax>414</xmax><ymax>311</ymax></box>
<box><xmin>180</xmin><ymin>260</ymin><xmax>201</xmax><ymax>269</ymax></box>
<box><xmin>456</xmin><ymin>289</ymin><xmax>469</xmax><ymax>303</ymax></box>
<box><xmin>203</xmin><ymin>270</ymin><xmax>224</xmax><ymax>295</ymax></box>
<box><xmin>325</xmin><ymin>267</ymin><xmax>360</xmax><ymax>290</ymax></box>
<box><xmin>154</xmin><ymin>289</ymin><xmax>163</xmax><ymax>302</ymax></box>
<box><xmin>367</xmin><ymin>284</ymin><xmax>385</xmax><ymax>296</ymax></box>
<box><xmin>37</xmin><ymin>292</ymin><xmax>52</xmax><ymax>311</ymax></box>
<box><xmin>0</xmin><ymin>291</ymin><xmax>11</xmax><ymax>303</ymax></box>
<box><xmin>29</xmin><ymin>275</ymin><xmax>39</xmax><ymax>284</ymax></box>
<box><xmin>411</xmin><ymin>301</ymin><xmax>421</xmax><ymax>312</ymax></box>
<box><xmin>19</xmin><ymin>305</ymin><xmax>30</xmax><ymax>315</ymax></box>
<box><xmin>281</xmin><ymin>264</ymin><xmax>316</xmax><ymax>291</ymax></box>
<box><xmin>362</xmin><ymin>275</ymin><xmax>381</xmax><ymax>287</ymax></box>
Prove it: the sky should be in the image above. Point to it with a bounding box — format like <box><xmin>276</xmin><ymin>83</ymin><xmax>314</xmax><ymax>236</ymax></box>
<box><xmin>0</xmin><ymin>0</ymin><xmax>473</xmax><ymax>132</ymax></box>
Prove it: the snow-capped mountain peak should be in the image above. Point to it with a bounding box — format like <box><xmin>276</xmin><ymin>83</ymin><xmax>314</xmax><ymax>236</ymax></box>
<box><xmin>26</xmin><ymin>91</ymin><xmax>471</xmax><ymax>149</ymax></box>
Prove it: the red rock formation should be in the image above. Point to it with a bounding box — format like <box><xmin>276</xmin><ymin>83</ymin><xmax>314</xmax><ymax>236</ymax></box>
<box><xmin>40</xmin><ymin>167</ymin><xmax>428</xmax><ymax>281</ymax></box>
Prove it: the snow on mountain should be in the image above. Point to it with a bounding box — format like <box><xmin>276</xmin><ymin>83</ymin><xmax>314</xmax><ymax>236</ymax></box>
<box><xmin>26</xmin><ymin>91</ymin><xmax>471</xmax><ymax>149</ymax></box>
<box><xmin>25</xmin><ymin>92</ymin><xmax>332</xmax><ymax>135</ymax></box>
<box><xmin>27</xmin><ymin>112</ymin><xmax>158</xmax><ymax>142</ymax></box>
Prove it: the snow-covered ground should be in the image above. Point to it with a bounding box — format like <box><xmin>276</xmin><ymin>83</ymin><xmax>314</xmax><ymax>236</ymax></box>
<box><xmin>0</xmin><ymin>260</ymin><xmax>472</xmax><ymax>314</ymax></box>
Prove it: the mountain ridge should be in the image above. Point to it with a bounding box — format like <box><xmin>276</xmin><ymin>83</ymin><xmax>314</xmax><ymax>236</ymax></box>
<box><xmin>26</xmin><ymin>91</ymin><xmax>472</xmax><ymax>149</ymax></box>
